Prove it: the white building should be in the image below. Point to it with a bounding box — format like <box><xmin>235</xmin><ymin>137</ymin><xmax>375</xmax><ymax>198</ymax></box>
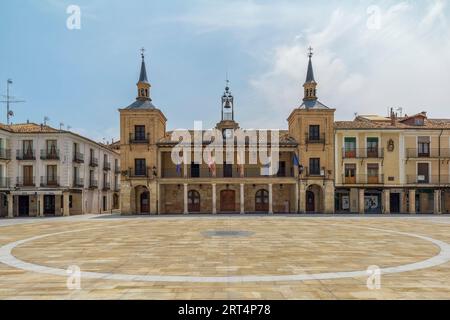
<box><xmin>0</xmin><ymin>122</ymin><xmax>120</xmax><ymax>217</ymax></box>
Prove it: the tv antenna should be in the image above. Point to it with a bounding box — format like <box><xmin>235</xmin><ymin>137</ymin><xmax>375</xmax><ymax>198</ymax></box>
<box><xmin>44</xmin><ymin>116</ymin><xmax>50</xmax><ymax>126</ymax></box>
<box><xmin>0</xmin><ymin>79</ymin><xmax>26</xmax><ymax>125</ymax></box>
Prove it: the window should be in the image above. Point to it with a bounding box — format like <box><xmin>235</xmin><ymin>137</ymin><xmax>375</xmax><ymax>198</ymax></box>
<box><xmin>23</xmin><ymin>140</ymin><xmax>33</xmax><ymax>157</ymax></box>
<box><xmin>344</xmin><ymin>137</ymin><xmax>356</xmax><ymax>158</ymax></box>
<box><xmin>135</xmin><ymin>125</ymin><xmax>146</xmax><ymax>141</ymax></box>
<box><xmin>367</xmin><ymin>164</ymin><xmax>379</xmax><ymax>177</ymax></box>
<box><xmin>73</xmin><ymin>142</ymin><xmax>79</xmax><ymax>153</ymax></box>
<box><xmin>367</xmin><ymin>137</ymin><xmax>379</xmax><ymax>157</ymax></box>
<box><xmin>415</xmin><ymin>118</ymin><xmax>424</xmax><ymax>126</ymax></box>
<box><xmin>309</xmin><ymin>125</ymin><xmax>320</xmax><ymax>141</ymax></box>
<box><xmin>309</xmin><ymin>158</ymin><xmax>321</xmax><ymax>175</ymax></box>
<box><xmin>224</xmin><ymin>163</ymin><xmax>233</xmax><ymax>177</ymax></box>
<box><xmin>418</xmin><ymin>137</ymin><xmax>430</xmax><ymax>157</ymax></box>
<box><xmin>191</xmin><ymin>162</ymin><xmax>200</xmax><ymax>178</ymax></box>
<box><xmin>344</xmin><ymin>164</ymin><xmax>356</xmax><ymax>177</ymax></box>
<box><xmin>47</xmin><ymin>165</ymin><xmax>57</xmax><ymax>184</ymax></box>
<box><xmin>135</xmin><ymin>159</ymin><xmax>147</xmax><ymax>176</ymax></box>
<box><xmin>255</xmin><ymin>189</ymin><xmax>269</xmax><ymax>204</ymax></box>
<box><xmin>277</xmin><ymin>161</ymin><xmax>286</xmax><ymax>177</ymax></box>
<box><xmin>46</xmin><ymin>140</ymin><xmax>57</xmax><ymax>154</ymax></box>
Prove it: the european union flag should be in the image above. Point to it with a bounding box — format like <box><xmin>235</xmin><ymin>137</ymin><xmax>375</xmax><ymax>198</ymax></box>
<box><xmin>293</xmin><ymin>153</ymin><xmax>300</xmax><ymax>167</ymax></box>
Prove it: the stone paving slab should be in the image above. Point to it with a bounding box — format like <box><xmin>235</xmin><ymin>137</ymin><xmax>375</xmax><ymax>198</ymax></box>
<box><xmin>0</xmin><ymin>214</ymin><xmax>450</xmax><ymax>299</ymax></box>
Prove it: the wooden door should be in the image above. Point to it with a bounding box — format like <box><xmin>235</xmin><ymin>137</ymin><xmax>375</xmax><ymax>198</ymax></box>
<box><xmin>23</xmin><ymin>166</ymin><xmax>33</xmax><ymax>186</ymax></box>
<box><xmin>18</xmin><ymin>196</ymin><xmax>29</xmax><ymax>216</ymax></box>
<box><xmin>306</xmin><ymin>191</ymin><xmax>315</xmax><ymax>212</ymax></box>
<box><xmin>255</xmin><ymin>189</ymin><xmax>269</xmax><ymax>212</ymax></box>
<box><xmin>220</xmin><ymin>190</ymin><xmax>235</xmax><ymax>212</ymax></box>
<box><xmin>140</xmin><ymin>192</ymin><xmax>150</xmax><ymax>213</ymax></box>
<box><xmin>43</xmin><ymin>195</ymin><xmax>55</xmax><ymax>215</ymax></box>
<box><xmin>188</xmin><ymin>190</ymin><xmax>200</xmax><ymax>212</ymax></box>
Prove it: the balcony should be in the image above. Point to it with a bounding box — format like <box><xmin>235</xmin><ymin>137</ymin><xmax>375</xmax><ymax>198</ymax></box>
<box><xmin>40</xmin><ymin>176</ymin><xmax>60</xmax><ymax>187</ymax></box>
<box><xmin>342</xmin><ymin>174</ymin><xmax>384</xmax><ymax>185</ymax></box>
<box><xmin>89</xmin><ymin>179</ymin><xmax>98</xmax><ymax>189</ymax></box>
<box><xmin>16</xmin><ymin>149</ymin><xmax>36</xmax><ymax>160</ymax></box>
<box><xmin>303</xmin><ymin>167</ymin><xmax>327</xmax><ymax>178</ymax></box>
<box><xmin>114</xmin><ymin>165</ymin><xmax>121</xmax><ymax>174</ymax></box>
<box><xmin>0</xmin><ymin>177</ymin><xmax>10</xmax><ymax>188</ymax></box>
<box><xmin>114</xmin><ymin>184</ymin><xmax>120</xmax><ymax>192</ymax></box>
<box><xmin>73</xmin><ymin>177</ymin><xmax>84</xmax><ymax>188</ymax></box>
<box><xmin>342</xmin><ymin>148</ymin><xmax>384</xmax><ymax>159</ymax></box>
<box><xmin>89</xmin><ymin>157</ymin><xmax>98</xmax><ymax>167</ymax></box>
<box><xmin>0</xmin><ymin>149</ymin><xmax>11</xmax><ymax>160</ymax></box>
<box><xmin>40</xmin><ymin>149</ymin><xmax>60</xmax><ymax>160</ymax></box>
<box><xmin>406</xmin><ymin>148</ymin><xmax>450</xmax><ymax>158</ymax></box>
<box><xmin>161</xmin><ymin>166</ymin><xmax>295</xmax><ymax>179</ymax></box>
<box><xmin>102</xmin><ymin>182</ymin><xmax>111</xmax><ymax>191</ymax></box>
<box><xmin>73</xmin><ymin>152</ymin><xmax>84</xmax><ymax>163</ymax></box>
<box><xmin>305</xmin><ymin>133</ymin><xmax>325</xmax><ymax>144</ymax></box>
<box><xmin>406</xmin><ymin>175</ymin><xmax>450</xmax><ymax>185</ymax></box>
<box><xmin>16</xmin><ymin>176</ymin><xmax>35</xmax><ymax>187</ymax></box>
<box><xmin>128</xmin><ymin>167</ymin><xmax>151</xmax><ymax>178</ymax></box>
<box><xmin>103</xmin><ymin>162</ymin><xmax>111</xmax><ymax>171</ymax></box>
<box><xmin>129</xmin><ymin>133</ymin><xmax>149</xmax><ymax>144</ymax></box>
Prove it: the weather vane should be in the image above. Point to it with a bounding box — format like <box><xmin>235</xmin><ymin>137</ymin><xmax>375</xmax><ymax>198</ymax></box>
<box><xmin>141</xmin><ymin>47</ymin><xmax>145</xmax><ymax>59</ymax></box>
<box><xmin>308</xmin><ymin>46</ymin><xmax>314</xmax><ymax>58</ymax></box>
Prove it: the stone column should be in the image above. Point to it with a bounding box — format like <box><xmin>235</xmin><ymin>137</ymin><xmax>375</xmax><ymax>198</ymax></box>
<box><xmin>7</xmin><ymin>194</ymin><xmax>13</xmax><ymax>218</ymax></box>
<box><xmin>324</xmin><ymin>180</ymin><xmax>335</xmax><ymax>214</ymax></box>
<box><xmin>240</xmin><ymin>183</ymin><xmax>245</xmax><ymax>214</ymax></box>
<box><xmin>268</xmin><ymin>183</ymin><xmax>273</xmax><ymax>214</ymax></box>
<box><xmin>409</xmin><ymin>189</ymin><xmax>416</xmax><ymax>214</ymax></box>
<box><xmin>295</xmin><ymin>183</ymin><xmax>299</xmax><ymax>213</ymax></box>
<box><xmin>434</xmin><ymin>190</ymin><xmax>442</xmax><ymax>214</ymax></box>
<box><xmin>63</xmin><ymin>192</ymin><xmax>70</xmax><ymax>216</ymax></box>
<box><xmin>183</xmin><ymin>183</ymin><xmax>188</xmax><ymax>214</ymax></box>
<box><xmin>382</xmin><ymin>189</ymin><xmax>390</xmax><ymax>214</ymax></box>
<box><xmin>299</xmin><ymin>183</ymin><xmax>306</xmax><ymax>213</ymax></box>
<box><xmin>157</xmin><ymin>183</ymin><xmax>161</xmax><ymax>215</ymax></box>
<box><xmin>358</xmin><ymin>188</ymin><xmax>365</xmax><ymax>214</ymax></box>
<box><xmin>39</xmin><ymin>194</ymin><xmax>44</xmax><ymax>217</ymax></box>
<box><xmin>212</xmin><ymin>183</ymin><xmax>217</xmax><ymax>214</ymax></box>
<box><xmin>399</xmin><ymin>191</ymin><xmax>406</xmax><ymax>213</ymax></box>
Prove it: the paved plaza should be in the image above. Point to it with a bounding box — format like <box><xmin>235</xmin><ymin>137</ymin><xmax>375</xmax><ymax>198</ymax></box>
<box><xmin>1</xmin><ymin>214</ymin><xmax>450</xmax><ymax>299</ymax></box>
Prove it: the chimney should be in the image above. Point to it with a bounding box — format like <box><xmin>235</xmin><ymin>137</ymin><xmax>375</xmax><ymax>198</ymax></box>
<box><xmin>390</xmin><ymin>108</ymin><xmax>396</xmax><ymax>126</ymax></box>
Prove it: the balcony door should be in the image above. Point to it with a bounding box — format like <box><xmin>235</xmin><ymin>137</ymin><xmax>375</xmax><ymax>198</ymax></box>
<box><xmin>367</xmin><ymin>137</ymin><xmax>379</xmax><ymax>158</ymax></box>
<box><xmin>418</xmin><ymin>137</ymin><xmax>430</xmax><ymax>157</ymax></box>
<box><xmin>46</xmin><ymin>140</ymin><xmax>57</xmax><ymax>157</ymax></box>
<box><xmin>367</xmin><ymin>164</ymin><xmax>379</xmax><ymax>184</ymax></box>
<box><xmin>47</xmin><ymin>165</ymin><xmax>57</xmax><ymax>186</ymax></box>
<box><xmin>417</xmin><ymin>163</ymin><xmax>429</xmax><ymax>184</ymax></box>
<box><xmin>344</xmin><ymin>137</ymin><xmax>356</xmax><ymax>158</ymax></box>
<box><xmin>23</xmin><ymin>165</ymin><xmax>33</xmax><ymax>186</ymax></box>
<box><xmin>344</xmin><ymin>164</ymin><xmax>356</xmax><ymax>184</ymax></box>
<box><xmin>223</xmin><ymin>163</ymin><xmax>233</xmax><ymax>178</ymax></box>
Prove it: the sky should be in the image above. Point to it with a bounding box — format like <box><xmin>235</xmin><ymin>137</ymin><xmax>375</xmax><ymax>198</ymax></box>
<box><xmin>1</xmin><ymin>0</ymin><xmax>449</xmax><ymax>142</ymax></box>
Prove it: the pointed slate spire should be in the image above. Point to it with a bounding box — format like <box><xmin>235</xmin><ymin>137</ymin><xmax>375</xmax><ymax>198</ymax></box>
<box><xmin>138</xmin><ymin>48</ymin><xmax>149</xmax><ymax>84</ymax></box>
<box><xmin>303</xmin><ymin>46</ymin><xmax>318</xmax><ymax>102</ymax></box>
<box><xmin>305</xmin><ymin>46</ymin><xmax>315</xmax><ymax>83</ymax></box>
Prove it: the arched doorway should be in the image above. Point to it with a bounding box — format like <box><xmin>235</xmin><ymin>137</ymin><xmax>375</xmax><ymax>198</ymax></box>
<box><xmin>140</xmin><ymin>192</ymin><xmax>150</xmax><ymax>213</ymax></box>
<box><xmin>306</xmin><ymin>184</ymin><xmax>324</xmax><ymax>213</ymax></box>
<box><xmin>134</xmin><ymin>186</ymin><xmax>150</xmax><ymax>214</ymax></box>
<box><xmin>220</xmin><ymin>190</ymin><xmax>235</xmax><ymax>212</ymax></box>
<box><xmin>188</xmin><ymin>190</ymin><xmax>200</xmax><ymax>212</ymax></box>
<box><xmin>255</xmin><ymin>189</ymin><xmax>269</xmax><ymax>212</ymax></box>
